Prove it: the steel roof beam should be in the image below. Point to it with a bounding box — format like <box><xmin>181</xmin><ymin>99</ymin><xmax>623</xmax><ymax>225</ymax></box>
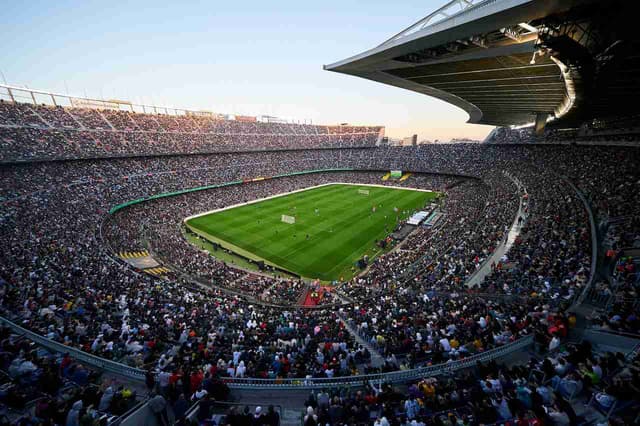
<box><xmin>379</xmin><ymin>0</ymin><xmax>489</xmax><ymax>47</ymax></box>
<box><xmin>424</xmin><ymin>75</ymin><xmax>562</xmax><ymax>86</ymax></box>
<box><xmin>402</xmin><ymin>63</ymin><xmax>557</xmax><ymax>79</ymax></box>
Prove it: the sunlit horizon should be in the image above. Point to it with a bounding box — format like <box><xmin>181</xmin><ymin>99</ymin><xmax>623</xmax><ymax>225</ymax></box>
<box><xmin>0</xmin><ymin>0</ymin><xmax>494</xmax><ymax>141</ymax></box>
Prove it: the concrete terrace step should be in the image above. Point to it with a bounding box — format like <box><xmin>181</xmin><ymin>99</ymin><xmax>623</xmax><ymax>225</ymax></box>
<box><xmin>339</xmin><ymin>316</ymin><xmax>385</xmax><ymax>368</ymax></box>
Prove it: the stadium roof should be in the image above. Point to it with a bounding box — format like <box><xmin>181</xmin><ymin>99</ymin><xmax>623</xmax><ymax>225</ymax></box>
<box><xmin>325</xmin><ymin>0</ymin><xmax>640</xmax><ymax>128</ymax></box>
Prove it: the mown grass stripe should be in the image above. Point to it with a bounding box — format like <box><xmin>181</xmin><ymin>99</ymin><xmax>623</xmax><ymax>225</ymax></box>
<box><xmin>186</xmin><ymin>184</ymin><xmax>437</xmax><ymax>281</ymax></box>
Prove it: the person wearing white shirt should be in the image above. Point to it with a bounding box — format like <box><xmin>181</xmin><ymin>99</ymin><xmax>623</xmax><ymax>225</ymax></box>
<box><xmin>157</xmin><ymin>355</ymin><xmax>170</xmax><ymax>370</ymax></box>
<box><xmin>492</xmin><ymin>394</ymin><xmax>512</xmax><ymax>421</ymax></box>
<box><xmin>235</xmin><ymin>361</ymin><xmax>246</xmax><ymax>377</ymax></box>
<box><xmin>478</xmin><ymin>317</ymin><xmax>487</xmax><ymax>329</ymax></box>
<box><xmin>489</xmin><ymin>378</ymin><xmax>502</xmax><ymax>393</ymax></box>
<box><xmin>158</xmin><ymin>371</ymin><xmax>170</xmax><ymax>391</ymax></box>
<box><xmin>592</xmin><ymin>362</ymin><xmax>603</xmax><ymax>379</ymax></box>
<box><xmin>18</xmin><ymin>360</ymin><xmax>37</xmax><ymax>375</ymax></box>
<box><xmin>549</xmin><ymin>335</ymin><xmax>561</xmax><ymax>351</ymax></box>
<box><xmin>439</xmin><ymin>337</ymin><xmax>451</xmax><ymax>352</ymax></box>
<box><xmin>548</xmin><ymin>406</ymin><xmax>570</xmax><ymax>425</ymax></box>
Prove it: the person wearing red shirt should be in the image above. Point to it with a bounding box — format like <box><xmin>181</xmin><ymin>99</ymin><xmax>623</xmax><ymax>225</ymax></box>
<box><xmin>190</xmin><ymin>370</ymin><xmax>204</xmax><ymax>394</ymax></box>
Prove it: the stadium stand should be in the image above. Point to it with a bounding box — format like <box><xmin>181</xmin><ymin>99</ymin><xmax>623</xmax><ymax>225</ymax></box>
<box><xmin>0</xmin><ymin>326</ymin><xmax>145</xmax><ymax>425</ymax></box>
<box><xmin>0</xmin><ymin>99</ymin><xmax>382</xmax><ymax>161</ymax></box>
<box><xmin>2</xmin><ymin>100</ymin><xmax>640</xmax><ymax>422</ymax></box>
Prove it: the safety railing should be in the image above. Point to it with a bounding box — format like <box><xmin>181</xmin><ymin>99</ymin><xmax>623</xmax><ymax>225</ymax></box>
<box><xmin>561</xmin><ymin>177</ymin><xmax>599</xmax><ymax>308</ymax></box>
<box><xmin>380</xmin><ymin>0</ymin><xmax>500</xmax><ymax>47</ymax></box>
<box><xmin>214</xmin><ymin>335</ymin><xmax>533</xmax><ymax>389</ymax></box>
<box><xmin>0</xmin><ymin>83</ymin><xmax>312</xmax><ymax>124</ymax></box>
<box><xmin>0</xmin><ymin>314</ymin><xmax>532</xmax><ymax>389</ymax></box>
<box><xmin>0</xmin><ymin>316</ymin><xmax>147</xmax><ymax>382</ymax></box>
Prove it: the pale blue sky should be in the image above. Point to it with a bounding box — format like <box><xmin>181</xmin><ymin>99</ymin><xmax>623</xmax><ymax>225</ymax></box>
<box><xmin>0</xmin><ymin>0</ymin><xmax>493</xmax><ymax>140</ymax></box>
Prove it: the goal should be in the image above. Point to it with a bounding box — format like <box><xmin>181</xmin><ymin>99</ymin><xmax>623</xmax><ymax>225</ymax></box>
<box><xmin>357</xmin><ymin>189</ymin><xmax>370</xmax><ymax>196</ymax></box>
<box><xmin>281</xmin><ymin>214</ymin><xmax>296</xmax><ymax>224</ymax></box>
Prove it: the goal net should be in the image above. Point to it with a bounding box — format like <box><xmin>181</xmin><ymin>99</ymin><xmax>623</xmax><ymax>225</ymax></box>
<box><xmin>281</xmin><ymin>214</ymin><xmax>296</xmax><ymax>224</ymax></box>
<box><xmin>358</xmin><ymin>189</ymin><xmax>370</xmax><ymax>196</ymax></box>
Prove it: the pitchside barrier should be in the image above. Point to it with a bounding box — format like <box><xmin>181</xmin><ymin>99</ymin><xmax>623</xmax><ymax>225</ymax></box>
<box><xmin>0</xmin><ymin>313</ymin><xmax>532</xmax><ymax>389</ymax></box>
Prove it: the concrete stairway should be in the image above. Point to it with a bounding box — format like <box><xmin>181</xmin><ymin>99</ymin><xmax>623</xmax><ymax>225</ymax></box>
<box><xmin>338</xmin><ymin>315</ymin><xmax>385</xmax><ymax>368</ymax></box>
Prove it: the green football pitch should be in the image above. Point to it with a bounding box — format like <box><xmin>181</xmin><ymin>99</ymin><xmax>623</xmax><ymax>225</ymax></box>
<box><xmin>184</xmin><ymin>183</ymin><xmax>438</xmax><ymax>281</ymax></box>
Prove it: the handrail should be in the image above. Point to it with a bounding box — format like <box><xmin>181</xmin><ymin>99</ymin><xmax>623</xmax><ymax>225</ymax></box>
<box><xmin>0</xmin><ymin>314</ymin><xmax>532</xmax><ymax>389</ymax></box>
<box><xmin>562</xmin><ymin>177</ymin><xmax>598</xmax><ymax>308</ymax></box>
<box><xmin>428</xmin><ymin>290</ymin><xmax>572</xmax><ymax>303</ymax></box>
<box><xmin>1</xmin><ymin>83</ymin><xmax>350</xmax><ymax>126</ymax></box>
<box><xmin>0</xmin><ymin>315</ymin><xmax>147</xmax><ymax>382</ymax></box>
<box><xmin>110</xmin><ymin>399</ymin><xmax>149</xmax><ymax>426</ymax></box>
<box><xmin>626</xmin><ymin>341</ymin><xmax>640</xmax><ymax>361</ymax></box>
<box><xmin>587</xmin><ymin>327</ymin><xmax>640</xmax><ymax>341</ymax></box>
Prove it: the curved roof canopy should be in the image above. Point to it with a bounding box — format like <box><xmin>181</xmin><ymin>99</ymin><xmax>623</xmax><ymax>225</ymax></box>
<box><xmin>325</xmin><ymin>0</ymin><xmax>632</xmax><ymax>127</ymax></box>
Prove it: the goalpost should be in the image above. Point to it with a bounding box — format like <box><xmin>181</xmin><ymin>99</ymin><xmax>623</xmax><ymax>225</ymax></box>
<box><xmin>281</xmin><ymin>214</ymin><xmax>296</xmax><ymax>224</ymax></box>
<box><xmin>357</xmin><ymin>188</ymin><xmax>370</xmax><ymax>196</ymax></box>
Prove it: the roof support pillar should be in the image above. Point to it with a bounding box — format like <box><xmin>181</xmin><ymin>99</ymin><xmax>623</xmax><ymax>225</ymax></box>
<box><xmin>534</xmin><ymin>113</ymin><xmax>549</xmax><ymax>135</ymax></box>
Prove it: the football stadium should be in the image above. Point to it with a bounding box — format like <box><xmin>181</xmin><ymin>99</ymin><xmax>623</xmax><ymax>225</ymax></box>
<box><xmin>0</xmin><ymin>0</ymin><xmax>639</xmax><ymax>425</ymax></box>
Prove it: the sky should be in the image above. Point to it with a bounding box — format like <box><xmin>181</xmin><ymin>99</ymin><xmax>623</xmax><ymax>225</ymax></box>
<box><xmin>0</xmin><ymin>0</ymin><xmax>494</xmax><ymax>141</ymax></box>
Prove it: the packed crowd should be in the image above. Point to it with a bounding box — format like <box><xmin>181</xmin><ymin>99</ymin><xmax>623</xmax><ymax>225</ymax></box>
<box><xmin>4</xmin><ymin>137</ymin><xmax>640</xmax><ymax>394</ymax></box>
<box><xmin>302</xmin><ymin>338</ymin><xmax>640</xmax><ymax>425</ymax></box>
<box><xmin>487</xmin><ymin>122</ymin><xmax>640</xmax><ymax>146</ymax></box>
<box><xmin>0</xmin><ymin>100</ymin><xmax>382</xmax><ymax>160</ymax></box>
<box><xmin>589</xmin><ymin>255</ymin><xmax>640</xmax><ymax>334</ymax></box>
<box><xmin>0</xmin><ymin>326</ymin><xmax>141</xmax><ymax>426</ymax></box>
<box><xmin>547</xmin><ymin>145</ymin><xmax>640</xmax><ymax>332</ymax></box>
<box><xmin>486</xmin><ymin>127</ymin><xmax>538</xmax><ymax>145</ymax></box>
